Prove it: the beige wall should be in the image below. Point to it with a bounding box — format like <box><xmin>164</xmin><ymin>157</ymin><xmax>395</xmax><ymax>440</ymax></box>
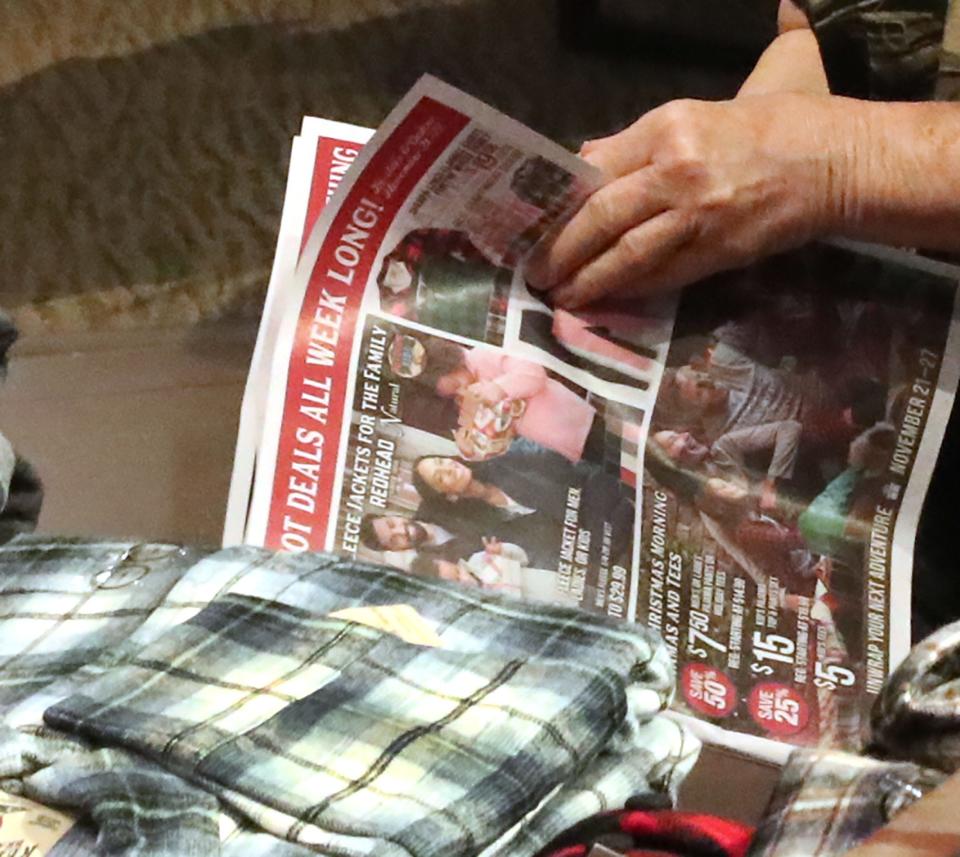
<box><xmin>0</xmin><ymin>0</ymin><xmax>471</xmax><ymax>88</ymax></box>
<box><xmin>0</xmin><ymin>321</ymin><xmax>256</xmax><ymax>544</ymax></box>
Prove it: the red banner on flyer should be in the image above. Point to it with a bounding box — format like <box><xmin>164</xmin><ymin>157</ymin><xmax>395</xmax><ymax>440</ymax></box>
<box><xmin>265</xmin><ymin>98</ymin><xmax>470</xmax><ymax>551</ymax></box>
<box><xmin>301</xmin><ymin>138</ymin><xmax>365</xmax><ymax>257</ymax></box>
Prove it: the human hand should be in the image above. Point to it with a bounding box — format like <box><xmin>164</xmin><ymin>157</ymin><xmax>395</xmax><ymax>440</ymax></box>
<box><xmin>455</xmin><ymin>564</ymin><xmax>481</xmax><ymax>587</ymax></box>
<box><xmin>814</xmin><ymin>556</ymin><xmax>833</xmax><ymax>587</ymax></box>
<box><xmin>526</xmin><ymin>93</ymin><xmax>847</xmax><ymax>308</ymax></box>
<box><xmin>759</xmin><ymin>478</ymin><xmax>779</xmax><ymax>513</ymax></box>
<box><xmin>466</xmin><ymin>380</ymin><xmax>507</xmax><ymax>406</ymax></box>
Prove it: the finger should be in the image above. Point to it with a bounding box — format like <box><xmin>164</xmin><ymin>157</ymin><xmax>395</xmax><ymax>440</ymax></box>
<box><xmin>577</xmin><ymin>107</ymin><xmax>669</xmax><ymax>179</ymax></box>
<box><xmin>621</xmin><ymin>244</ymin><xmax>748</xmax><ymax>296</ymax></box>
<box><xmin>551</xmin><ymin>211</ymin><xmax>699</xmax><ymax>308</ymax></box>
<box><xmin>561</xmin><ymin>239</ymin><xmax>745</xmax><ymax>308</ymax></box>
<box><xmin>525</xmin><ymin>166</ymin><xmax>665</xmax><ymax>291</ymax></box>
<box><xmin>579</xmin><ymin>133</ymin><xmax>616</xmax><ymax>157</ymax></box>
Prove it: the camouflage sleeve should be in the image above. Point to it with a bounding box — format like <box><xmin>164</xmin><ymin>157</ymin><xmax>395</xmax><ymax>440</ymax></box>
<box><xmin>936</xmin><ymin>0</ymin><xmax>960</xmax><ymax>98</ymax></box>
<box><xmin>796</xmin><ymin>0</ymin><xmax>951</xmax><ymax>100</ymax></box>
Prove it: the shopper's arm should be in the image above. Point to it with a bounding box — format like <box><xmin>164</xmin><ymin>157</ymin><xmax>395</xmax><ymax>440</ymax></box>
<box><xmin>777</xmin><ymin>0</ymin><xmax>810</xmax><ymax>32</ymax></box>
<box><xmin>526</xmin><ymin>94</ymin><xmax>960</xmax><ymax>308</ymax></box>
<box><xmin>739</xmin><ymin>1</ymin><xmax>828</xmax><ymax>96</ymax></box>
<box><xmin>834</xmin><ymin>99</ymin><xmax>960</xmax><ymax>252</ymax></box>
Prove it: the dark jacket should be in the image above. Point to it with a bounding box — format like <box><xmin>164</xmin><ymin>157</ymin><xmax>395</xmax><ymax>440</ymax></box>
<box><xmin>419</xmin><ymin>439</ymin><xmax>636</xmax><ymax>570</ymax></box>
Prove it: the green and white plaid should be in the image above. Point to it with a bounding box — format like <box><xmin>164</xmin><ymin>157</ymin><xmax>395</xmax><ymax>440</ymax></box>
<box><xmin>0</xmin><ymin>539</ymin><xmax>206</xmax><ymax>725</ymax></box>
<box><xmin>0</xmin><ymin>538</ymin><xmax>698</xmax><ymax>856</ymax></box>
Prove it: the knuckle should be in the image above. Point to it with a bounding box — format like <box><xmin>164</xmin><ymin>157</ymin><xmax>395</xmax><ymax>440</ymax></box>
<box><xmin>659</xmin><ymin>98</ymin><xmax>694</xmax><ymax>125</ymax></box>
<box><xmin>702</xmin><ymin>181</ymin><xmax>736</xmax><ymax>211</ymax></box>
<box><xmin>618</xmin><ymin>226</ymin><xmax>653</xmax><ymax>265</ymax></box>
<box><xmin>658</xmin><ymin>99</ymin><xmax>702</xmax><ymax>137</ymax></box>
<box><xmin>567</xmin><ymin>271</ymin><xmax>603</xmax><ymax>304</ymax></box>
<box><xmin>656</xmin><ymin>101</ymin><xmax>709</xmax><ymax>167</ymax></box>
<box><xmin>668</xmin><ymin>154</ymin><xmax>708</xmax><ymax>186</ymax></box>
<box><xmin>584</xmin><ymin>186</ymin><xmax>622</xmax><ymax>234</ymax></box>
<box><xmin>660</xmin><ymin>142</ymin><xmax>707</xmax><ymax>183</ymax></box>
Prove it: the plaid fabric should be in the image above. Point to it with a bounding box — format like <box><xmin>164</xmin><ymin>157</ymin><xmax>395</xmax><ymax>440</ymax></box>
<box><xmin>746</xmin><ymin>749</ymin><xmax>944</xmax><ymax>857</ymax></box>
<box><xmin>0</xmin><ymin>539</ymin><xmax>698</xmax><ymax>857</ymax></box>
<box><xmin>798</xmin><ymin>0</ymin><xmax>959</xmax><ymax>101</ymax></box>
<box><xmin>0</xmin><ymin>539</ymin><xmax>207</xmax><ymax>725</ymax></box>
<box><xmin>535</xmin><ymin>803</ymin><xmax>754</xmax><ymax>857</ymax></box>
<box><xmin>871</xmin><ymin>617</ymin><xmax>960</xmax><ymax>772</ymax></box>
<box><xmin>0</xmin><ymin>723</ymin><xmax>312</xmax><ymax>856</ymax></box>
<box><xmin>23</xmin><ymin>736</ymin><xmax>221</xmax><ymax>857</ymax></box>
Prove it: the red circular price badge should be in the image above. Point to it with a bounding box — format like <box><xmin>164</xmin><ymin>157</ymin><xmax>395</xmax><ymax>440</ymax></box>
<box><xmin>681</xmin><ymin>664</ymin><xmax>737</xmax><ymax>718</ymax></box>
<box><xmin>748</xmin><ymin>682</ymin><xmax>809</xmax><ymax>737</ymax></box>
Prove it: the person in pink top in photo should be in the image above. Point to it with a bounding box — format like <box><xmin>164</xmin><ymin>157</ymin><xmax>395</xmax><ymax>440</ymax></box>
<box><xmin>550</xmin><ymin>307</ymin><xmax>658</xmax><ymax>385</ymax></box>
<box><xmin>423</xmin><ymin>340</ymin><xmax>602</xmax><ymax>463</ymax></box>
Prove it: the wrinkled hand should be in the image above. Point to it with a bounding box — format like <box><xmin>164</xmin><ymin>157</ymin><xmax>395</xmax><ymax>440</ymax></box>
<box><xmin>526</xmin><ymin>93</ymin><xmax>847</xmax><ymax>307</ymax></box>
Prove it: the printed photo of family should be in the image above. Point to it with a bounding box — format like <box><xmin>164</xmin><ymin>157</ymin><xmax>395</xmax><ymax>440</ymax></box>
<box><xmin>338</xmin><ymin>318</ymin><xmax>643</xmax><ymax>613</ymax></box>
<box><xmin>518</xmin><ymin>300</ymin><xmax>674</xmax><ymax>391</ymax></box>
<box><xmin>641</xmin><ymin>244</ymin><xmax>956</xmax><ymax>743</ymax></box>
<box><xmin>372</xmin><ymin>153</ymin><xmax>603</xmax><ymax>349</ymax></box>
<box><xmin>376</xmin><ymin>228</ymin><xmax>511</xmax><ymax>345</ymax></box>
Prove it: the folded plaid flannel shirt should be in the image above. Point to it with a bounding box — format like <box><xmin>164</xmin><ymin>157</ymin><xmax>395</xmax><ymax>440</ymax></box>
<box><xmin>746</xmin><ymin>749</ymin><xmax>944</xmax><ymax>857</ymax></box>
<box><xmin>871</xmin><ymin>617</ymin><xmax>960</xmax><ymax>773</ymax></box>
<box><xmin>0</xmin><ymin>538</ymin><xmax>699</xmax><ymax>856</ymax></box>
<box><xmin>746</xmin><ymin>618</ymin><xmax>960</xmax><ymax>857</ymax></box>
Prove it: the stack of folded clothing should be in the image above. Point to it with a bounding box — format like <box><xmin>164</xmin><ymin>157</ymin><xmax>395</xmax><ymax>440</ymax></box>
<box><xmin>5</xmin><ymin>534</ymin><xmax>960</xmax><ymax>855</ymax></box>
<box><xmin>0</xmin><ymin>538</ymin><xmax>700</xmax><ymax>856</ymax></box>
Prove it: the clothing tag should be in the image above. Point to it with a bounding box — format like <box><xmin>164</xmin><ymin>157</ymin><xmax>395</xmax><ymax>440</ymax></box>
<box><xmin>330</xmin><ymin>605</ymin><xmax>443</xmax><ymax>648</ymax></box>
<box><xmin>0</xmin><ymin>790</ymin><xmax>75</xmax><ymax>855</ymax></box>
<box><xmin>587</xmin><ymin>846</ymin><xmax>624</xmax><ymax>857</ymax></box>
